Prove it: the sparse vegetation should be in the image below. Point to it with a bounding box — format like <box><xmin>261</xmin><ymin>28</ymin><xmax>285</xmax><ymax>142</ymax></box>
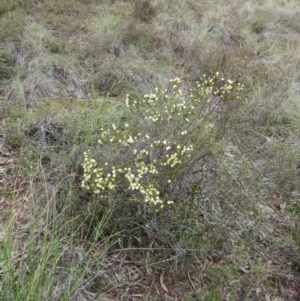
<box><xmin>1</xmin><ymin>0</ymin><xmax>300</xmax><ymax>300</ymax></box>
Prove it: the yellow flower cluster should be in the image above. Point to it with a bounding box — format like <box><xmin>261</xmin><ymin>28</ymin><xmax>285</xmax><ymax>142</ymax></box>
<box><xmin>81</xmin><ymin>151</ymin><xmax>117</xmax><ymax>193</ymax></box>
<box><xmin>190</xmin><ymin>72</ymin><xmax>245</xmax><ymax>102</ymax></box>
<box><xmin>82</xmin><ymin>73</ymin><xmax>244</xmax><ymax>209</ymax></box>
<box><xmin>82</xmin><ymin>132</ymin><xmax>193</xmax><ymax>207</ymax></box>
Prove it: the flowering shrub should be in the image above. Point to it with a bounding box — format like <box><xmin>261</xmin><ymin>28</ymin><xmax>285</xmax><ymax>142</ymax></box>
<box><xmin>81</xmin><ymin>73</ymin><xmax>244</xmax><ymax>209</ymax></box>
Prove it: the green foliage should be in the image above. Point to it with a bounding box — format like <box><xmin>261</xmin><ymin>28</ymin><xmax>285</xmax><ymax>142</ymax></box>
<box><xmin>0</xmin><ymin>11</ymin><xmax>26</xmax><ymax>43</ymax></box>
<box><xmin>0</xmin><ymin>0</ymin><xmax>17</xmax><ymax>16</ymax></box>
<box><xmin>0</xmin><ymin>204</ymin><xmax>112</xmax><ymax>301</ymax></box>
<box><xmin>0</xmin><ymin>52</ymin><xmax>16</xmax><ymax>80</ymax></box>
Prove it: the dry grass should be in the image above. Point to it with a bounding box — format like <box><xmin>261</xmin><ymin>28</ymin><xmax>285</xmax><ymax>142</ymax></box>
<box><xmin>1</xmin><ymin>0</ymin><xmax>300</xmax><ymax>300</ymax></box>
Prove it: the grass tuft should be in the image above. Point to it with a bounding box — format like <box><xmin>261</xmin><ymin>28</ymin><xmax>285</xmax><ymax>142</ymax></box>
<box><xmin>132</xmin><ymin>0</ymin><xmax>157</xmax><ymax>22</ymax></box>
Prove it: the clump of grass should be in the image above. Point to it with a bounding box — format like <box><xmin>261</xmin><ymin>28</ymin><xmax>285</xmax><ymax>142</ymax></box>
<box><xmin>0</xmin><ymin>110</ymin><xmax>115</xmax><ymax>300</ymax></box>
<box><xmin>0</xmin><ymin>0</ymin><xmax>17</xmax><ymax>16</ymax></box>
<box><xmin>124</xmin><ymin>21</ymin><xmax>153</xmax><ymax>48</ymax></box>
<box><xmin>0</xmin><ymin>11</ymin><xmax>26</xmax><ymax>43</ymax></box>
<box><xmin>0</xmin><ymin>52</ymin><xmax>16</xmax><ymax>81</ymax></box>
<box><xmin>86</xmin><ymin>12</ymin><xmax>124</xmax><ymax>57</ymax></box>
<box><xmin>250</xmin><ymin>10</ymin><xmax>273</xmax><ymax>34</ymax></box>
<box><xmin>0</xmin><ymin>192</ymin><xmax>113</xmax><ymax>301</ymax></box>
<box><xmin>7</xmin><ymin>25</ymin><xmax>87</xmax><ymax>105</ymax></box>
<box><xmin>279</xmin><ymin>12</ymin><xmax>300</xmax><ymax>33</ymax></box>
<box><xmin>132</xmin><ymin>0</ymin><xmax>157</xmax><ymax>22</ymax></box>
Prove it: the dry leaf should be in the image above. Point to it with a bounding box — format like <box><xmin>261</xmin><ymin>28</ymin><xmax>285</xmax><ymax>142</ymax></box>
<box><xmin>280</xmin><ymin>202</ymin><xmax>286</xmax><ymax>212</ymax></box>
<box><xmin>0</xmin><ymin>149</ymin><xmax>11</xmax><ymax>156</ymax></box>
<box><xmin>256</xmin><ymin>287</ymin><xmax>262</xmax><ymax>296</ymax></box>
<box><xmin>160</xmin><ymin>274</ymin><xmax>169</xmax><ymax>293</ymax></box>
<box><xmin>0</xmin><ymin>231</ymin><xmax>6</xmax><ymax>242</ymax></box>
<box><xmin>239</xmin><ymin>265</ymin><xmax>251</xmax><ymax>274</ymax></box>
<box><xmin>23</xmin><ymin>196</ymin><xmax>30</xmax><ymax>203</ymax></box>
<box><xmin>0</xmin><ymin>167</ymin><xmax>7</xmax><ymax>174</ymax></box>
<box><xmin>130</xmin><ymin>271</ymin><xmax>141</xmax><ymax>281</ymax></box>
<box><xmin>265</xmin><ymin>294</ymin><xmax>271</xmax><ymax>301</ymax></box>
<box><xmin>0</xmin><ymin>157</ymin><xmax>9</xmax><ymax>165</ymax></box>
